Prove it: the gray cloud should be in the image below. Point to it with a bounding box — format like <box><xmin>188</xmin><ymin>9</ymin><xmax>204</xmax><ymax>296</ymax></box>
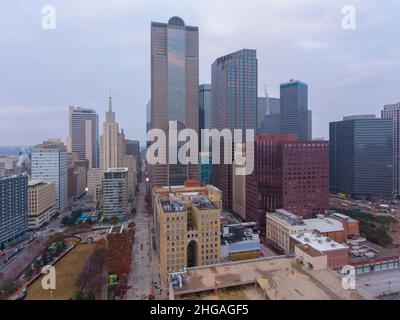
<box><xmin>0</xmin><ymin>0</ymin><xmax>399</xmax><ymax>145</ymax></box>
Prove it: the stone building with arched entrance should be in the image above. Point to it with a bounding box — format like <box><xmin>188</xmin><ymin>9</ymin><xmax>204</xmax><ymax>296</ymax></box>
<box><xmin>153</xmin><ymin>182</ymin><xmax>222</xmax><ymax>288</ymax></box>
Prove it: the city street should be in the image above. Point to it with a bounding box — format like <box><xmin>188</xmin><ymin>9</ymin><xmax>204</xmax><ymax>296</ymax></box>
<box><xmin>126</xmin><ymin>165</ymin><xmax>161</xmax><ymax>300</ymax></box>
<box><xmin>0</xmin><ymin>195</ymin><xmax>90</xmax><ymax>280</ymax></box>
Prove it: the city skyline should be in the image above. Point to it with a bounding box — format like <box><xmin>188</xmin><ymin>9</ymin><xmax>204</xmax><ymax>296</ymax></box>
<box><xmin>1</xmin><ymin>2</ymin><xmax>400</xmax><ymax>303</ymax></box>
<box><xmin>1</xmin><ymin>1</ymin><xmax>400</xmax><ymax>145</ymax></box>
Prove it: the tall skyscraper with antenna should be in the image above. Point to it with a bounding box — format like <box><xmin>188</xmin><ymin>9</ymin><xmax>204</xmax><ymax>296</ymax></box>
<box><xmin>100</xmin><ymin>94</ymin><xmax>125</xmax><ymax>170</ymax></box>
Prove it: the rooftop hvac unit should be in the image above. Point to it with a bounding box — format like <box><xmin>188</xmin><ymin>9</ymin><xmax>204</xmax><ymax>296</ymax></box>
<box><xmin>223</xmin><ymin>226</ymin><xmax>229</xmax><ymax>236</ymax></box>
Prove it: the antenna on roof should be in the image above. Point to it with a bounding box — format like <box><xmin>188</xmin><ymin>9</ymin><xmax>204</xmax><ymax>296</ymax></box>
<box><xmin>265</xmin><ymin>84</ymin><xmax>271</xmax><ymax>115</ymax></box>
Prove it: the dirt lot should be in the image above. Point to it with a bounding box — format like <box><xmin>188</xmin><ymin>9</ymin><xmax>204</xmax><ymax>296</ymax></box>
<box><xmin>25</xmin><ymin>244</ymin><xmax>95</xmax><ymax>300</ymax></box>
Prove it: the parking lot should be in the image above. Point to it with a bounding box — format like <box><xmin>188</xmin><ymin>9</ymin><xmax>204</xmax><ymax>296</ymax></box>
<box><xmin>357</xmin><ymin>269</ymin><xmax>400</xmax><ymax>299</ymax></box>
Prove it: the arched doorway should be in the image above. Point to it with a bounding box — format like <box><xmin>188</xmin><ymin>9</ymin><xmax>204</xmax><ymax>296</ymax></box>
<box><xmin>187</xmin><ymin>240</ymin><xmax>198</xmax><ymax>267</ymax></box>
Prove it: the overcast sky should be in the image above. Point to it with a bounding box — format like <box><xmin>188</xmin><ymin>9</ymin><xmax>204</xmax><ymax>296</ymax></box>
<box><xmin>1</xmin><ymin>0</ymin><xmax>399</xmax><ymax>146</ymax></box>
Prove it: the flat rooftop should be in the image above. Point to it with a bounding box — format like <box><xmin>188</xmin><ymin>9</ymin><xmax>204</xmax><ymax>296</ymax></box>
<box><xmin>347</xmin><ymin>240</ymin><xmax>399</xmax><ymax>263</ymax></box>
<box><xmin>304</xmin><ymin>217</ymin><xmax>344</xmax><ymax>233</ymax></box>
<box><xmin>296</xmin><ymin>244</ymin><xmax>326</xmax><ymax>258</ymax></box>
<box><xmin>222</xmin><ymin>225</ymin><xmax>257</xmax><ymax>245</ymax></box>
<box><xmin>267</xmin><ymin>209</ymin><xmax>305</xmax><ymax>227</ymax></box>
<box><xmin>291</xmin><ymin>232</ymin><xmax>348</xmax><ymax>252</ymax></box>
<box><xmin>105</xmin><ymin>167</ymin><xmax>128</xmax><ymax>173</ymax></box>
<box><xmin>192</xmin><ymin>196</ymin><xmax>218</xmax><ymax>210</ymax></box>
<box><xmin>172</xmin><ymin>257</ymin><xmax>362</xmax><ymax>300</ymax></box>
<box><xmin>154</xmin><ymin>184</ymin><xmax>221</xmax><ymax>195</ymax></box>
<box><xmin>28</xmin><ymin>179</ymin><xmax>48</xmax><ymax>187</ymax></box>
<box><xmin>331</xmin><ymin>212</ymin><xmax>358</xmax><ymax>223</ymax></box>
<box><xmin>160</xmin><ymin>198</ymin><xmax>185</xmax><ymax>213</ymax></box>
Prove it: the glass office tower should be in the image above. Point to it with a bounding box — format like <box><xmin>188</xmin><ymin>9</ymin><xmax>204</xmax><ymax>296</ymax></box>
<box><xmin>211</xmin><ymin>49</ymin><xmax>258</xmax><ymax>210</ymax></box>
<box><xmin>150</xmin><ymin>17</ymin><xmax>199</xmax><ymax>187</ymax></box>
<box><xmin>280</xmin><ymin>80</ymin><xmax>311</xmax><ymax>140</ymax></box>
<box><xmin>330</xmin><ymin>115</ymin><xmax>393</xmax><ymax>200</ymax></box>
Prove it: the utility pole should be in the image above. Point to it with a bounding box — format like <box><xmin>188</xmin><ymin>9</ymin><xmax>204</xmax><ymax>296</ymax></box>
<box><xmin>291</xmin><ymin>255</ymin><xmax>295</xmax><ymax>275</ymax></box>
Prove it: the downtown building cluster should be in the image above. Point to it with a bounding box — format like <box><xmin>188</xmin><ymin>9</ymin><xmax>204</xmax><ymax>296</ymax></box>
<box><xmin>145</xmin><ymin>17</ymin><xmax>400</xmax><ymax>288</ymax></box>
<box><xmin>1</xmin><ymin>14</ymin><xmax>400</xmax><ymax>299</ymax></box>
<box><xmin>0</xmin><ymin>98</ymin><xmax>142</xmax><ymax>250</ymax></box>
<box><xmin>147</xmin><ymin>17</ymin><xmax>328</xmax><ymax>287</ymax></box>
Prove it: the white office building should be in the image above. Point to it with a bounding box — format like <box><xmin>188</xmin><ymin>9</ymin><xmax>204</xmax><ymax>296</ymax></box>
<box><xmin>102</xmin><ymin>168</ymin><xmax>128</xmax><ymax>218</ymax></box>
<box><xmin>31</xmin><ymin>139</ymin><xmax>68</xmax><ymax>210</ymax></box>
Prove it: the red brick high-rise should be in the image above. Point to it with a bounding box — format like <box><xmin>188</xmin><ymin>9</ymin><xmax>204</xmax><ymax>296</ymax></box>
<box><xmin>246</xmin><ymin>135</ymin><xmax>329</xmax><ymax>236</ymax></box>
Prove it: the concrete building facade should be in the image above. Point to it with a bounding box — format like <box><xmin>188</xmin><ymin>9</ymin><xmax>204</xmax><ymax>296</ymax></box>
<box><xmin>87</xmin><ymin>168</ymin><xmax>103</xmax><ymax>203</ymax></box>
<box><xmin>27</xmin><ymin>180</ymin><xmax>56</xmax><ymax>230</ymax></box>
<box><xmin>100</xmin><ymin>96</ymin><xmax>125</xmax><ymax>171</ymax></box>
<box><xmin>291</xmin><ymin>232</ymin><xmax>349</xmax><ymax>270</ymax></box>
<box><xmin>0</xmin><ymin>156</ymin><xmax>18</xmax><ymax>175</ymax></box>
<box><xmin>266</xmin><ymin>209</ymin><xmax>308</xmax><ymax>254</ymax></box>
<box><xmin>123</xmin><ymin>155</ymin><xmax>138</xmax><ymax>197</ymax></box>
<box><xmin>153</xmin><ymin>182</ymin><xmax>222</xmax><ymax>288</ymax></box>
<box><xmin>67</xmin><ymin>158</ymin><xmax>88</xmax><ymax>202</ymax></box>
<box><xmin>67</xmin><ymin>106</ymin><xmax>99</xmax><ymax>169</ymax></box>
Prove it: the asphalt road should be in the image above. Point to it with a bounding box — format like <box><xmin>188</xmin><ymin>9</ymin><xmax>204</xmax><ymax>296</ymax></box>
<box><xmin>126</xmin><ymin>166</ymin><xmax>161</xmax><ymax>300</ymax></box>
<box><xmin>0</xmin><ymin>196</ymin><xmax>90</xmax><ymax>279</ymax></box>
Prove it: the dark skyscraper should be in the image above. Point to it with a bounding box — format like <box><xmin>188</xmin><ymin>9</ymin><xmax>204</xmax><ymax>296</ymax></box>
<box><xmin>265</xmin><ymin>97</ymin><xmax>281</xmax><ymax>135</ymax></box>
<box><xmin>257</xmin><ymin>97</ymin><xmax>267</xmax><ymax>134</ymax></box>
<box><xmin>150</xmin><ymin>17</ymin><xmax>199</xmax><ymax>186</ymax></box>
<box><xmin>280</xmin><ymin>80</ymin><xmax>311</xmax><ymax>140</ymax></box>
<box><xmin>246</xmin><ymin>135</ymin><xmax>329</xmax><ymax>235</ymax></box>
<box><xmin>199</xmin><ymin>84</ymin><xmax>211</xmax><ymax>151</ymax></box>
<box><xmin>0</xmin><ymin>174</ymin><xmax>28</xmax><ymax>247</ymax></box>
<box><xmin>330</xmin><ymin>115</ymin><xmax>393</xmax><ymax>200</ymax></box>
<box><xmin>125</xmin><ymin>140</ymin><xmax>140</xmax><ymax>159</ymax></box>
<box><xmin>211</xmin><ymin>49</ymin><xmax>258</xmax><ymax>210</ymax></box>
<box><xmin>146</xmin><ymin>99</ymin><xmax>151</xmax><ymax>148</ymax></box>
<box><xmin>125</xmin><ymin>139</ymin><xmax>140</xmax><ymax>170</ymax></box>
<box><xmin>199</xmin><ymin>84</ymin><xmax>212</xmax><ymax>131</ymax></box>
